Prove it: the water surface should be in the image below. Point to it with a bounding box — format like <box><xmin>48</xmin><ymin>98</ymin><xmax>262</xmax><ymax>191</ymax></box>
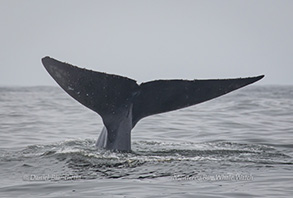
<box><xmin>0</xmin><ymin>86</ymin><xmax>292</xmax><ymax>197</ymax></box>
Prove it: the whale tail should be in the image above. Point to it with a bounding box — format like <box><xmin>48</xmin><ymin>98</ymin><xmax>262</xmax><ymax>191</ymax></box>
<box><xmin>42</xmin><ymin>56</ymin><xmax>264</xmax><ymax>151</ymax></box>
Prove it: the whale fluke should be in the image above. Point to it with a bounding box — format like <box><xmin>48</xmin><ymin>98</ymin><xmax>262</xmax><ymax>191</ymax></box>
<box><xmin>42</xmin><ymin>56</ymin><xmax>264</xmax><ymax>151</ymax></box>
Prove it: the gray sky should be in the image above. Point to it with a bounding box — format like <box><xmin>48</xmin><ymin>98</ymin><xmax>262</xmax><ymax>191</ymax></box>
<box><xmin>1</xmin><ymin>0</ymin><xmax>292</xmax><ymax>86</ymax></box>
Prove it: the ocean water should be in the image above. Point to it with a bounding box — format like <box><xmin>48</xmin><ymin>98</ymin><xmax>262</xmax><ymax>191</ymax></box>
<box><xmin>0</xmin><ymin>85</ymin><xmax>292</xmax><ymax>197</ymax></box>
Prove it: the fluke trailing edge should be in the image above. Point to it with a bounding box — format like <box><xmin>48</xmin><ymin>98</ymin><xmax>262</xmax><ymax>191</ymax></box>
<box><xmin>42</xmin><ymin>56</ymin><xmax>264</xmax><ymax>152</ymax></box>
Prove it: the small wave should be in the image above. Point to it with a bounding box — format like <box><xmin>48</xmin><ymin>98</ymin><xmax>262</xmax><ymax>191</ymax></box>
<box><xmin>1</xmin><ymin>139</ymin><xmax>291</xmax><ymax>180</ymax></box>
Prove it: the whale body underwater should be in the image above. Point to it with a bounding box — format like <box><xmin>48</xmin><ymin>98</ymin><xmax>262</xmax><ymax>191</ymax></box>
<box><xmin>42</xmin><ymin>57</ymin><xmax>264</xmax><ymax>152</ymax></box>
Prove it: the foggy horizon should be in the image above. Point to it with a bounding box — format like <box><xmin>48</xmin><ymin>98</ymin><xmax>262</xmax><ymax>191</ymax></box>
<box><xmin>1</xmin><ymin>0</ymin><xmax>292</xmax><ymax>86</ymax></box>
